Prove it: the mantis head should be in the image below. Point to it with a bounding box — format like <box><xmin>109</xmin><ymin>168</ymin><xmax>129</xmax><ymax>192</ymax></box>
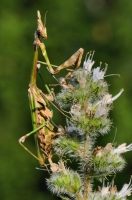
<box><xmin>37</xmin><ymin>10</ymin><xmax>48</xmax><ymax>39</ymax></box>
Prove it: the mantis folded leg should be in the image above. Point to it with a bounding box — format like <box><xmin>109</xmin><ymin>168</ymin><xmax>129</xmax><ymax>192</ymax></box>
<box><xmin>19</xmin><ymin>123</ymin><xmax>48</xmax><ymax>163</ymax></box>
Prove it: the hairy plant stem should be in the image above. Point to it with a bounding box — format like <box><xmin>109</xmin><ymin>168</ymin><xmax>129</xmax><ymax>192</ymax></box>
<box><xmin>83</xmin><ymin>138</ymin><xmax>90</xmax><ymax>199</ymax></box>
<box><xmin>75</xmin><ymin>193</ymin><xmax>83</xmax><ymax>200</ymax></box>
<box><xmin>84</xmin><ymin>137</ymin><xmax>89</xmax><ymax>159</ymax></box>
<box><xmin>84</xmin><ymin>175</ymin><xmax>90</xmax><ymax>200</ymax></box>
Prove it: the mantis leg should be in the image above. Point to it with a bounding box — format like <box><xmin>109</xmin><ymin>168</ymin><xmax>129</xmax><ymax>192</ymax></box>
<box><xmin>19</xmin><ymin>123</ymin><xmax>47</xmax><ymax>163</ymax></box>
<box><xmin>38</xmin><ymin>40</ymin><xmax>84</xmax><ymax>75</ymax></box>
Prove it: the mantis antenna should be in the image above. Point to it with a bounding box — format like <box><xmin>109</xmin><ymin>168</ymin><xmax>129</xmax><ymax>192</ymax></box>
<box><xmin>44</xmin><ymin>11</ymin><xmax>48</xmax><ymax>27</ymax></box>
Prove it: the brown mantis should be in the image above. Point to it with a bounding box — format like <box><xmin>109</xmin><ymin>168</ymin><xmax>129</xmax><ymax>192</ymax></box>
<box><xmin>19</xmin><ymin>10</ymin><xmax>84</xmax><ymax>171</ymax></box>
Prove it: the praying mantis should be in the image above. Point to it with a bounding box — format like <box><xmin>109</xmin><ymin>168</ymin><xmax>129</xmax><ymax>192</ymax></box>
<box><xmin>19</xmin><ymin>10</ymin><xmax>84</xmax><ymax>170</ymax></box>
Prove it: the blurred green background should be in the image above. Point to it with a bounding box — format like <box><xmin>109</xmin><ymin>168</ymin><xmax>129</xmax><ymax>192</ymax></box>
<box><xmin>0</xmin><ymin>0</ymin><xmax>132</xmax><ymax>199</ymax></box>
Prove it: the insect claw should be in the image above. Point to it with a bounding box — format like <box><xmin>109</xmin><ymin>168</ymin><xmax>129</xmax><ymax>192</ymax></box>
<box><xmin>19</xmin><ymin>136</ymin><xmax>26</xmax><ymax>143</ymax></box>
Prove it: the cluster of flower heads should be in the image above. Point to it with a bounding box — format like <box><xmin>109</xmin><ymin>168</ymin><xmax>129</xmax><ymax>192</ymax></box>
<box><xmin>90</xmin><ymin>178</ymin><xmax>132</xmax><ymax>200</ymax></box>
<box><xmin>47</xmin><ymin>159</ymin><xmax>132</xmax><ymax>200</ymax></box>
<box><xmin>46</xmin><ymin>52</ymin><xmax>132</xmax><ymax>199</ymax></box>
<box><xmin>56</xmin><ymin>51</ymin><xmax>124</xmax><ymax>137</ymax></box>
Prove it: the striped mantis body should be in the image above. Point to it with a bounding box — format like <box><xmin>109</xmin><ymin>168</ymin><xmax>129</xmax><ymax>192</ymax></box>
<box><xmin>19</xmin><ymin>10</ymin><xmax>84</xmax><ymax>170</ymax></box>
<box><xmin>19</xmin><ymin>32</ymin><xmax>56</xmax><ymax>168</ymax></box>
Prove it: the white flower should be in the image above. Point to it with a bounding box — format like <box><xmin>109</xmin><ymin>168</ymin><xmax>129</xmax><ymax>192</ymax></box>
<box><xmin>95</xmin><ymin>89</ymin><xmax>124</xmax><ymax>118</ymax></box>
<box><xmin>94</xmin><ymin>94</ymin><xmax>111</xmax><ymax>118</ymax></box>
<box><xmin>94</xmin><ymin>103</ymin><xmax>109</xmax><ymax>118</ymax></box>
<box><xmin>102</xmin><ymin>90</ymin><xmax>124</xmax><ymax>104</ymax></box>
<box><xmin>101</xmin><ymin>94</ymin><xmax>113</xmax><ymax>104</ymax></box>
<box><xmin>98</xmin><ymin>179</ymin><xmax>132</xmax><ymax>199</ymax></box>
<box><xmin>114</xmin><ymin>143</ymin><xmax>132</xmax><ymax>154</ymax></box>
<box><xmin>92</xmin><ymin>66</ymin><xmax>107</xmax><ymax>82</ymax></box>
<box><xmin>117</xmin><ymin>178</ymin><xmax>132</xmax><ymax>198</ymax></box>
<box><xmin>113</xmin><ymin>143</ymin><xmax>127</xmax><ymax>154</ymax></box>
<box><xmin>100</xmin><ymin>187</ymin><xmax>110</xmax><ymax>196</ymax></box>
<box><xmin>83</xmin><ymin>51</ymin><xmax>95</xmax><ymax>73</ymax></box>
